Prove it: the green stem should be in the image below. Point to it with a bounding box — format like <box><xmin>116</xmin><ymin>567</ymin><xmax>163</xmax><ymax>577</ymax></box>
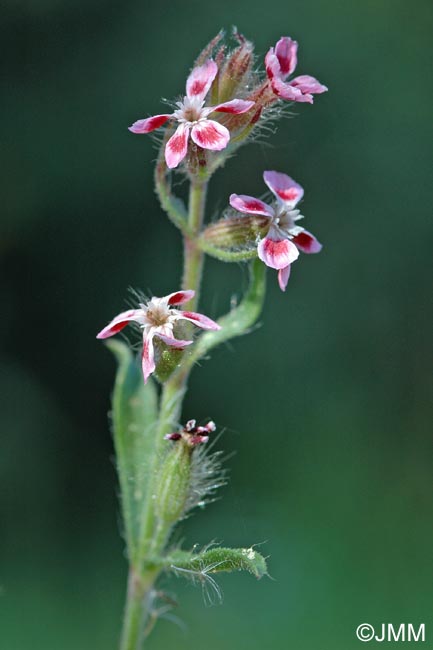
<box><xmin>182</xmin><ymin>179</ymin><xmax>208</xmax><ymax>310</ymax></box>
<box><xmin>119</xmin><ymin>567</ymin><xmax>159</xmax><ymax>650</ymax></box>
<box><xmin>119</xmin><ymin>178</ymin><xmax>209</xmax><ymax>649</ymax></box>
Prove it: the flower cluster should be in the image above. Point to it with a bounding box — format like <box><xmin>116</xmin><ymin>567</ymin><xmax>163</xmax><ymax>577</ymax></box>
<box><xmin>99</xmin><ymin>31</ymin><xmax>327</xmax><ymax>384</ymax></box>
<box><xmin>128</xmin><ymin>33</ymin><xmax>327</xmax><ymax>169</ymax></box>
<box><xmin>230</xmin><ymin>171</ymin><xmax>322</xmax><ymax>291</ymax></box>
<box><xmin>97</xmin><ymin>290</ymin><xmax>220</xmax><ymax>382</ymax></box>
<box><xmin>165</xmin><ymin>419</ymin><xmax>216</xmax><ymax>446</ymax></box>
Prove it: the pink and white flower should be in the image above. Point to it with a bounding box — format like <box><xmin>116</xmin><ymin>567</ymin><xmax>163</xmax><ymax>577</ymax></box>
<box><xmin>96</xmin><ymin>290</ymin><xmax>220</xmax><ymax>383</ymax></box>
<box><xmin>265</xmin><ymin>37</ymin><xmax>327</xmax><ymax>104</ymax></box>
<box><xmin>230</xmin><ymin>171</ymin><xmax>322</xmax><ymax>291</ymax></box>
<box><xmin>128</xmin><ymin>59</ymin><xmax>255</xmax><ymax>169</ymax></box>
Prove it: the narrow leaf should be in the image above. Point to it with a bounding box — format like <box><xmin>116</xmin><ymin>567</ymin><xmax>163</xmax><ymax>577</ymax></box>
<box><xmin>107</xmin><ymin>339</ymin><xmax>158</xmax><ymax>558</ymax></box>
<box><xmin>164</xmin><ymin>545</ymin><xmax>268</xmax><ymax>579</ymax></box>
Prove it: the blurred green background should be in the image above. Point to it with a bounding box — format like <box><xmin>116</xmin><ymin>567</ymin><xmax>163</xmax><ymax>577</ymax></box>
<box><xmin>2</xmin><ymin>0</ymin><xmax>432</xmax><ymax>648</ymax></box>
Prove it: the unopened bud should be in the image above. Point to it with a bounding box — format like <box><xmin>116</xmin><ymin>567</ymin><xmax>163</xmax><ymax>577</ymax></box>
<box><xmin>218</xmin><ymin>33</ymin><xmax>254</xmax><ymax>103</ymax></box>
<box><xmin>194</xmin><ymin>30</ymin><xmax>225</xmax><ymax>67</ymax></box>
<box><xmin>154</xmin><ymin>441</ymin><xmax>191</xmax><ymax>526</ymax></box>
<box><xmin>156</xmin><ymin>420</ymin><xmax>216</xmax><ymax>525</ymax></box>
<box><xmin>201</xmin><ymin>215</ymin><xmax>269</xmax><ymax>249</ymax></box>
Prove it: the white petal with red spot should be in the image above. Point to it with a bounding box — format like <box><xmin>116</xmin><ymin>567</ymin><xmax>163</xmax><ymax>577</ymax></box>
<box><xmin>190</xmin><ymin>120</ymin><xmax>230</xmax><ymax>151</ymax></box>
<box><xmin>142</xmin><ymin>334</ymin><xmax>156</xmax><ymax>384</ymax></box>
<box><xmin>257</xmin><ymin>236</ymin><xmax>300</xmax><ymax>270</ymax></box>
<box><xmin>275</xmin><ymin>37</ymin><xmax>298</xmax><ymax>77</ymax></box>
<box><xmin>263</xmin><ymin>170</ymin><xmax>304</xmax><ymax>207</ymax></box>
<box><xmin>292</xmin><ymin>230</ymin><xmax>322</xmax><ymax>254</ymax></box>
<box><xmin>181</xmin><ymin>311</ymin><xmax>221</xmax><ymax>330</ymax></box>
<box><xmin>290</xmin><ymin>75</ymin><xmax>328</xmax><ymax>95</ymax></box>
<box><xmin>271</xmin><ymin>76</ymin><xmax>310</xmax><ymax>102</ymax></box>
<box><xmin>165</xmin><ymin>123</ymin><xmax>190</xmax><ymax>168</ymax></box>
<box><xmin>229</xmin><ymin>194</ymin><xmax>274</xmax><ymax>217</ymax></box>
<box><xmin>166</xmin><ymin>290</ymin><xmax>195</xmax><ymax>306</ymax></box>
<box><xmin>210</xmin><ymin>99</ymin><xmax>255</xmax><ymax>114</ymax></box>
<box><xmin>264</xmin><ymin>49</ymin><xmax>281</xmax><ymax>81</ymax></box>
<box><xmin>128</xmin><ymin>114</ymin><xmax>172</xmax><ymax>134</ymax></box>
<box><xmin>186</xmin><ymin>59</ymin><xmax>218</xmax><ymax>102</ymax></box>
<box><xmin>96</xmin><ymin>309</ymin><xmax>143</xmax><ymax>339</ymax></box>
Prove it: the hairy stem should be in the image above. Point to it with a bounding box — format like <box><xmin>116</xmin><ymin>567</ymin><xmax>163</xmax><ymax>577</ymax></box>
<box><xmin>119</xmin><ymin>567</ymin><xmax>159</xmax><ymax>650</ymax></box>
<box><xmin>182</xmin><ymin>179</ymin><xmax>208</xmax><ymax>310</ymax></box>
<box><xmin>120</xmin><ymin>178</ymin><xmax>208</xmax><ymax>649</ymax></box>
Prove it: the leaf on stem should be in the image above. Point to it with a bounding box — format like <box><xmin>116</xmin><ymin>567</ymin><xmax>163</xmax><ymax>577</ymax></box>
<box><xmin>107</xmin><ymin>339</ymin><xmax>159</xmax><ymax>558</ymax></box>
<box><xmin>167</xmin><ymin>545</ymin><xmax>268</xmax><ymax>580</ymax></box>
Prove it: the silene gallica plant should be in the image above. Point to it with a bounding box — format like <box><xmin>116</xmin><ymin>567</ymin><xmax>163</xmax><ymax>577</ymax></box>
<box><xmin>97</xmin><ymin>29</ymin><xmax>328</xmax><ymax>650</ymax></box>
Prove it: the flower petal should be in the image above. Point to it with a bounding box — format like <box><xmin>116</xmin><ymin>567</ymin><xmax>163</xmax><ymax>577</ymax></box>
<box><xmin>96</xmin><ymin>309</ymin><xmax>143</xmax><ymax>339</ymax></box>
<box><xmin>270</xmin><ymin>76</ymin><xmax>310</xmax><ymax>102</ymax></box>
<box><xmin>290</xmin><ymin>75</ymin><xmax>328</xmax><ymax>95</ymax></box>
<box><xmin>264</xmin><ymin>49</ymin><xmax>281</xmax><ymax>81</ymax></box>
<box><xmin>181</xmin><ymin>311</ymin><xmax>221</xmax><ymax>330</ymax></box>
<box><xmin>210</xmin><ymin>99</ymin><xmax>255</xmax><ymax>114</ymax></box>
<box><xmin>229</xmin><ymin>194</ymin><xmax>274</xmax><ymax>217</ymax></box>
<box><xmin>155</xmin><ymin>333</ymin><xmax>193</xmax><ymax>348</ymax></box>
<box><xmin>166</xmin><ymin>290</ymin><xmax>195</xmax><ymax>306</ymax></box>
<box><xmin>165</xmin><ymin>123</ymin><xmax>190</xmax><ymax>169</ymax></box>
<box><xmin>186</xmin><ymin>59</ymin><xmax>218</xmax><ymax>102</ymax></box>
<box><xmin>142</xmin><ymin>334</ymin><xmax>156</xmax><ymax>383</ymax></box>
<box><xmin>128</xmin><ymin>114</ymin><xmax>172</xmax><ymax>134</ymax></box>
<box><xmin>274</xmin><ymin>37</ymin><xmax>298</xmax><ymax>77</ymax></box>
<box><xmin>292</xmin><ymin>229</ymin><xmax>322</xmax><ymax>254</ymax></box>
<box><xmin>263</xmin><ymin>170</ymin><xmax>304</xmax><ymax>207</ymax></box>
<box><xmin>190</xmin><ymin>120</ymin><xmax>230</xmax><ymax>151</ymax></box>
<box><xmin>257</xmin><ymin>235</ymin><xmax>299</xmax><ymax>270</ymax></box>
<box><xmin>278</xmin><ymin>265</ymin><xmax>291</xmax><ymax>291</ymax></box>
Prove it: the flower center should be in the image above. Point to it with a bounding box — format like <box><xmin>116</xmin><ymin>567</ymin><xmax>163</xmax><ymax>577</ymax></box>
<box><xmin>145</xmin><ymin>303</ymin><xmax>170</xmax><ymax>327</ymax></box>
<box><xmin>175</xmin><ymin>97</ymin><xmax>206</xmax><ymax>124</ymax></box>
<box><xmin>271</xmin><ymin>203</ymin><xmax>303</xmax><ymax>238</ymax></box>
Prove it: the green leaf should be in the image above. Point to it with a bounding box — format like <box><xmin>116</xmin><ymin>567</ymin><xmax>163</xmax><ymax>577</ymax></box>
<box><xmin>107</xmin><ymin>339</ymin><xmax>159</xmax><ymax>559</ymax></box>
<box><xmin>164</xmin><ymin>545</ymin><xmax>268</xmax><ymax>579</ymax></box>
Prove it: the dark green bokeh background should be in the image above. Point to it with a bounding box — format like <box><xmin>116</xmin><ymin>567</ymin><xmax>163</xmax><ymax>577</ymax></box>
<box><xmin>2</xmin><ymin>1</ymin><xmax>432</xmax><ymax>648</ymax></box>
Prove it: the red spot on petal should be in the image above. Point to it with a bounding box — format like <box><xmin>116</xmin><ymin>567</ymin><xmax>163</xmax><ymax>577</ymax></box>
<box><xmin>245</xmin><ymin>199</ymin><xmax>269</xmax><ymax>212</ymax></box>
<box><xmin>148</xmin><ymin>115</ymin><xmax>170</xmax><ymax>129</ymax></box>
<box><xmin>195</xmin><ymin>123</ymin><xmax>222</xmax><ymax>147</ymax></box>
<box><xmin>169</xmin><ymin>134</ymin><xmax>186</xmax><ymax>152</ymax></box>
<box><xmin>293</xmin><ymin>232</ymin><xmax>314</xmax><ymax>249</ymax></box>
<box><xmin>109</xmin><ymin>321</ymin><xmax>129</xmax><ymax>334</ymax></box>
<box><xmin>264</xmin><ymin>238</ymin><xmax>289</xmax><ymax>255</ymax></box>
<box><xmin>277</xmin><ymin>188</ymin><xmax>299</xmax><ymax>201</ymax></box>
<box><xmin>189</xmin><ymin>80</ymin><xmax>206</xmax><ymax>96</ymax></box>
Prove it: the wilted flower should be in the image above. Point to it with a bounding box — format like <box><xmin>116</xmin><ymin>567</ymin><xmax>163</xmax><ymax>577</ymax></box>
<box><xmin>265</xmin><ymin>36</ymin><xmax>327</xmax><ymax>104</ymax></box>
<box><xmin>96</xmin><ymin>290</ymin><xmax>220</xmax><ymax>382</ymax></box>
<box><xmin>165</xmin><ymin>419</ymin><xmax>216</xmax><ymax>446</ymax></box>
<box><xmin>230</xmin><ymin>171</ymin><xmax>322</xmax><ymax>291</ymax></box>
<box><xmin>128</xmin><ymin>59</ymin><xmax>254</xmax><ymax>169</ymax></box>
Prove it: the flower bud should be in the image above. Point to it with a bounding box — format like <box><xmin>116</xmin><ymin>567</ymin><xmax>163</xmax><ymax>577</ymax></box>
<box><xmin>154</xmin><ymin>440</ymin><xmax>191</xmax><ymax>527</ymax></box>
<box><xmin>218</xmin><ymin>32</ymin><xmax>254</xmax><ymax>103</ymax></box>
<box><xmin>194</xmin><ymin>30</ymin><xmax>225</xmax><ymax>68</ymax></box>
<box><xmin>201</xmin><ymin>215</ymin><xmax>269</xmax><ymax>249</ymax></box>
<box><xmin>155</xmin><ymin>420</ymin><xmax>215</xmax><ymax>527</ymax></box>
